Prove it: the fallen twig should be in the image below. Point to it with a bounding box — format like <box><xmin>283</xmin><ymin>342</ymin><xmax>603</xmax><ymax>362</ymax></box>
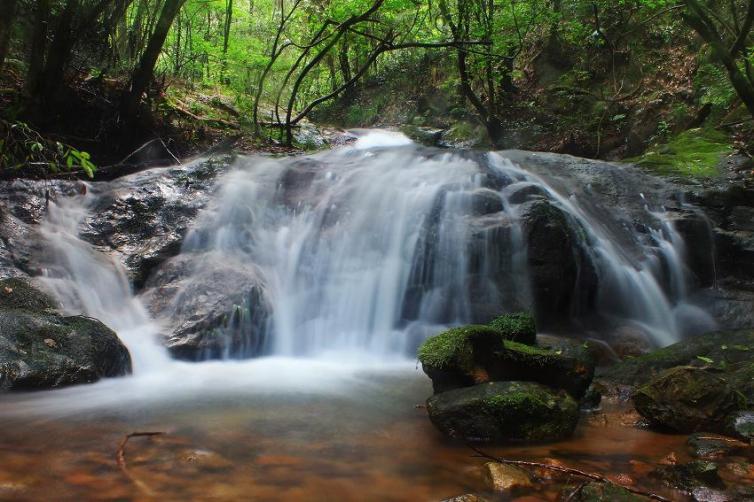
<box><xmin>116</xmin><ymin>431</ymin><xmax>166</xmax><ymax>495</ymax></box>
<box><xmin>469</xmin><ymin>446</ymin><xmax>671</xmax><ymax>502</ymax></box>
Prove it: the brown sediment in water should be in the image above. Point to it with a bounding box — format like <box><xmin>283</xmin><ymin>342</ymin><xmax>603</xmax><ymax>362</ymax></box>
<box><xmin>0</xmin><ymin>370</ymin><xmax>746</xmax><ymax>501</ymax></box>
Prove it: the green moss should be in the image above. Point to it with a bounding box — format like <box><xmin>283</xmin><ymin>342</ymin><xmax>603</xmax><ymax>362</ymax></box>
<box><xmin>417</xmin><ymin>325</ymin><xmax>501</xmax><ymax>370</ymax></box>
<box><xmin>0</xmin><ymin>278</ymin><xmax>57</xmax><ymax>311</ymax></box>
<box><xmin>488</xmin><ymin>312</ymin><xmax>536</xmax><ymax>345</ymax></box>
<box><xmin>631</xmin><ymin>128</ymin><xmax>732</xmax><ymax>178</ymax></box>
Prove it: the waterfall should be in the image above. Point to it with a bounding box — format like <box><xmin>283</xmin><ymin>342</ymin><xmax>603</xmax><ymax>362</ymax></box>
<box><xmin>36</xmin><ymin>190</ymin><xmax>170</xmax><ymax>372</ymax></box>
<box><xmin>33</xmin><ymin>130</ymin><xmax>715</xmax><ymax>367</ymax></box>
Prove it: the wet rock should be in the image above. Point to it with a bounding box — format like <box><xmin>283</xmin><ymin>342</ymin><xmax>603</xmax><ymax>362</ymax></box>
<box><xmin>0</xmin><ymin>278</ymin><xmax>131</xmax><ymax>390</ymax></box>
<box><xmin>598</xmin><ymin>329</ymin><xmax>754</xmax><ymax>387</ymax></box>
<box><xmin>483</xmin><ymin>462</ymin><xmax>532</xmax><ymax>491</ymax></box>
<box><xmin>687</xmin><ymin>433</ymin><xmax>750</xmax><ymax>459</ymax></box>
<box><xmin>605</xmin><ymin>325</ymin><xmax>654</xmax><ymax>359</ymax></box>
<box><xmin>468</xmin><ymin>188</ymin><xmax>503</xmax><ymax>216</ymax></box>
<box><xmin>506</xmin><ymin>182</ymin><xmax>547</xmax><ymax>204</ymax></box>
<box><xmin>419</xmin><ymin>322</ymin><xmax>594</xmax><ymax>398</ymax></box>
<box><xmin>141</xmin><ymin>254</ymin><xmax>271</xmax><ymax>360</ymax></box>
<box><xmin>81</xmin><ymin>159</ymin><xmax>224</xmax><ymax>288</ymax></box>
<box><xmin>633</xmin><ymin>367</ymin><xmax>741</xmax><ymax>433</ymax></box>
<box><xmin>650</xmin><ymin>460</ymin><xmax>724</xmax><ymax>493</ymax></box>
<box><xmin>426</xmin><ymin>381</ymin><xmax>579</xmax><ymax>442</ymax></box>
<box><xmin>691</xmin><ymin>487</ymin><xmax>730</xmax><ymax>502</ymax></box>
<box><xmin>400</xmin><ymin>125</ymin><xmax>444</xmax><ymax>146</ymax></box>
<box><xmin>571</xmin><ymin>481</ymin><xmax>651</xmax><ymax>501</ymax></box>
<box><xmin>520</xmin><ymin>199</ymin><xmax>596</xmax><ymax>329</ymax></box>
<box><xmin>440</xmin><ymin>495</ymin><xmax>489</xmax><ymax>502</ymax></box>
<box><xmin>730</xmin><ymin>411</ymin><xmax>754</xmax><ymax>441</ymax></box>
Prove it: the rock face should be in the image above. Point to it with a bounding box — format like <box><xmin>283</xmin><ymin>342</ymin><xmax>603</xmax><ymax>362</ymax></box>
<box><xmin>141</xmin><ymin>254</ymin><xmax>271</xmax><ymax>360</ymax></box>
<box><xmin>0</xmin><ymin>278</ymin><xmax>132</xmax><ymax>390</ymax></box>
<box><xmin>426</xmin><ymin>381</ymin><xmax>579</xmax><ymax>442</ymax></box>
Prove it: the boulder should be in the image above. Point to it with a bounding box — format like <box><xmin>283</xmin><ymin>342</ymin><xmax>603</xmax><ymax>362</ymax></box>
<box><xmin>633</xmin><ymin>366</ymin><xmax>743</xmax><ymax>434</ymax></box>
<box><xmin>0</xmin><ymin>278</ymin><xmax>132</xmax><ymax>390</ymax></box>
<box><xmin>520</xmin><ymin>199</ymin><xmax>596</xmax><ymax>329</ymax></box>
<box><xmin>141</xmin><ymin>254</ymin><xmax>271</xmax><ymax>360</ymax></box>
<box><xmin>650</xmin><ymin>460</ymin><xmax>724</xmax><ymax>493</ymax></box>
<box><xmin>426</xmin><ymin>381</ymin><xmax>579</xmax><ymax>442</ymax></box>
<box><xmin>488</xmin><ymin>312</ymin><xmax>536</xmax><ymax>345</ymax></box>
<box><xmin>418</xmin><ymin>321</ymin><xmax>594</xmax><ymax>398</ymax></box>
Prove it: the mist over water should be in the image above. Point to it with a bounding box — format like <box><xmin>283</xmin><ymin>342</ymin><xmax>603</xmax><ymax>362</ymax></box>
<box><xmin>9</xmin><ymin>130</ymin><xmax>717</xmax><ymax>414</ymax></box>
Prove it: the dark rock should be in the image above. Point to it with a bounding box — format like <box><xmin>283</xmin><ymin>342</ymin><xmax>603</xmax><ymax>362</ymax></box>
<box><xmin>506</xmin><ymin>182</ymin><xmax>547</xmax><ymax>205</ymax></box>
<box><xmin>141</xmin><ymin>254</ymin><xmax>271</xmax><ymax>360</ymax></box>
<box><xmin>598</xmin><ymin>329</ymin><xmax>754</xmax><ymax>387</ymax></box>
<box><xmin>0</xmin><ymin>279</ymin><xmax>131</xmax><ymax>390</ymax></box>
<box><xmin>426</xmin><ymin>381</ymin><xmax>579</xmax><ymax>442</ymax></box>
<box><xmin>572</xmin><ymin>481</ymin><xmax>651</xmax><ymax>501</ymax></box>
<box><xmin>633</xmin><ymin>367</ymin><xmax>741</xmax><ymax>433</ymax></box>
<box><xmin>687</xmin><ymin>433</ymin><xmax>750</xmax><ymax>459</ymax></box>
<box><xmin>468</xmin><ymin>188</ymin><xmax>503</xmax><ymax>216</ymax></box>
<box><xmin>418</xmin><ymin>322</ymin><xmax>594</xmax><ymax>398</ymax></box>
<box><xmin>650</xmin><ymin>460</ymin><xmax>724</xmax><ymax>493</ymax></box>
<box><xmin>400</xmin><ymin>125</ymin><xmax>444</xmax><ymax>146</ymax></box>
<box><xmin>0</xmin><ymin>277</ymin><xmax>57</xmax><ymax>310</ymax></box>
<box><xmin>520</xmin><ymin>199</ymin><xmax>596</xmax><ymax>329</ymax></box>
<box><xmin>440</xmin><ymin>495</ymin><xmax>489</xmax><ymax>502</ymax></box>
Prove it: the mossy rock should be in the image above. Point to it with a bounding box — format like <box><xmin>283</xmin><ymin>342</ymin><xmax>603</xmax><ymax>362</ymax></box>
<box><xmin>418</xmin><ymin>323</ymin><xmax>594</xmax><ymax>398</ymax></box>
<box><xmin>633</xmin><ymin>366</ymin><xmax>743</xmax><ymax>434</ymax></box>
<box><xmin>426</xmin><ymin>381</ymin><xmax>579</xmax><ymax>442</ymax></box>
<box><xmin>0</xmin><ymin>280</ymin><xmax>132</xmax><ymax>391</ymax></box>
<box><xmin>572</xmin><ymin>481</ymin><xmax>651</xmax><ymax>501</ymax></box>
<box><xmin>631</xmin><ymin>128</ymin><xmax>732</xmax><ymax>179</ymax></box>
<box><xmin>598</xmin><ymin>330</ymin><xmax>754</xmax><ymax>387</ymax></box>
<box><xmin>0</xmin><ymin>278</ymin><xmax>58</xmax><ymax>311</ymax></box>
<box><xmin>419</xmin><ymin>325</ymin><xmax>507</xmax><ymax>394</ymax></box>
<box><xmin>488</xmin><ymin>312</ymin><xmax>536</xmax><ymax>345</ymax></box>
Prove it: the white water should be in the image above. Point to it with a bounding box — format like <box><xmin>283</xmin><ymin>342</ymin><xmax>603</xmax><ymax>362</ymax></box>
<box><xmin>29</xmin><ymin>131</ymin><xmax>715</xmax><ymax>387</ymax></box>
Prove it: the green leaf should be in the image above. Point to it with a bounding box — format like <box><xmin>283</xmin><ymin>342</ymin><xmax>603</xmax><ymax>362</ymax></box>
<box><xmin>696</xmin><ymin>356</ymin><xmax>714</xmax><ymax>364</ymax></box>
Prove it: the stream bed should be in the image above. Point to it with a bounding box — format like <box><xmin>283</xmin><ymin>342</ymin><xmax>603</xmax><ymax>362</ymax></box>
<box><xmin>0</xmin><ymin>359</ymin><xmax>698</xmax><ymax>501</ymax></box>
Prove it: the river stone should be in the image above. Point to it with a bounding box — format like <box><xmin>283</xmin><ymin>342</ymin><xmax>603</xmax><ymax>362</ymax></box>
<box><xmin>650</xmin><ymin>460</ymin><xmax>724</xmax><ymax>493</ymax></box>
<box><xmin>426</xmin><ymin>381</ymin><xmax>579</xmax><ymax>442</ymax></box>
<box><xmin>0</xmin><ymin>279</ymin><xmax>132</xmax><ymax>390</ymax></box>
<box><xmin>687</xmin><ymin>433</ymin><xmax>750</xmax><ymax>459</ymax></box>
<box><xmin>483</xmin><ymin>462</ymin><xmax>532</xmax><ymax>491</ymax></box>
<box><xmin>633</xmin><ymin>367</ymin><xmax>741</xmax><ymax>433</ymax></box>
<box><xmin>730</xmin><ymin>411</ymin><xmax>754</xmax><ymax>441</ymax></box>
<box><xmin>572</xmin><ymin>481</ymin><xmax>651</xmax><ymax>501</ymax></box>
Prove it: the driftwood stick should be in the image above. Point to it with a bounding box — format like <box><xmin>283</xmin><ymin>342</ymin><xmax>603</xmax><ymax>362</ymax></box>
<box><xmin>469</xmin><ymin>446</ymin><xmax>671</xmax><ymax>502</ymax></box>
<box><xmin>116</xmin><ymin>431</ymin><xmax>166</xmax><ymax>495</ymax></box>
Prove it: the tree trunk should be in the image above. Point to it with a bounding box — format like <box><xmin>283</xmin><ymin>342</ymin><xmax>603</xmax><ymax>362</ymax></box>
<box><xmin>123</xmin><ymin>0</ymin><xmax>188</xmax><ymax>119</ymax></box>
<box><xmin>0</xmin><ymin>0</ymin><xmax>18</xmax><ymax>73</ymax></box>
<box><xmin>26</xmin><ymin>0</ymin><xmax>50</xmax><ymax>94</ymax></box>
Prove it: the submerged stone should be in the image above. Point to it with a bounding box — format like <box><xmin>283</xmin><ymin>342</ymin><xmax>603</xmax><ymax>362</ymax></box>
<box><xmin>426</xmin><ymin>381</ymin><xmax>579</xmax><ymax>442</ymax></box>
<box><xmin>483</xmin><ymin>462</ymin><xmax>532</xmax><ymax>491</ymax></box>
<box><xmin>572</xmin><ymin>481</ymin><xmax>651</xmax><ymax>501</ymax></box>
<box><xmin>650</xmin><ymin>460</ymin><xmax>724</xmax><ymax>493</ymax></box>
<box><xmin>687</xmin><ymin>433</ymin><xmax>750</xmax><ymax>459</ymax></box>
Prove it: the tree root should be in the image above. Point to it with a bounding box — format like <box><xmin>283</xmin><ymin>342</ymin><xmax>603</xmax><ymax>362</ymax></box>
<box><xmin>116</xmin><ymin>431</ymin><xmax>166</xmax><ymax>495</ymax></box>
<box><xmin>469</xmin><ymin>446</ymin><xmax>671</xmax><ymax>502</ymax></box>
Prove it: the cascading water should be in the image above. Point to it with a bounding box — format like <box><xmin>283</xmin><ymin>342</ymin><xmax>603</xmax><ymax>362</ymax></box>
<box><xmin>32</xmin><ymin>130</ymin><xmax>715</xmax><ymax>370</ymax></box>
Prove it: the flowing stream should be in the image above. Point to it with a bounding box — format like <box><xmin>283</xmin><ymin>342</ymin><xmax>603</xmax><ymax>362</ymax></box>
<box><xmin>0</xmin><ymin>130</ymin><xmax>720</xmax><ymax>500</ymax></box>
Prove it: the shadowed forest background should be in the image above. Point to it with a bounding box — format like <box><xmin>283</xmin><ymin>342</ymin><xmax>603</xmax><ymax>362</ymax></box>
<box><xmin>0</xmin><ymin>0</ymin><xmax>753</xmax><ymax>176</ymax></box>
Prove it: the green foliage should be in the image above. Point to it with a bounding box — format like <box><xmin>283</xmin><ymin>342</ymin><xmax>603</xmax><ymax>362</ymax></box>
<box><xmin>0</xmin><ymin>121</ymin><xmax>96</xmax><ymax>177</ymax></box>
<box><xmin>632</xmin><ymin>128</ymin><xmax>732</xmax><ymax>178</ymax></box>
